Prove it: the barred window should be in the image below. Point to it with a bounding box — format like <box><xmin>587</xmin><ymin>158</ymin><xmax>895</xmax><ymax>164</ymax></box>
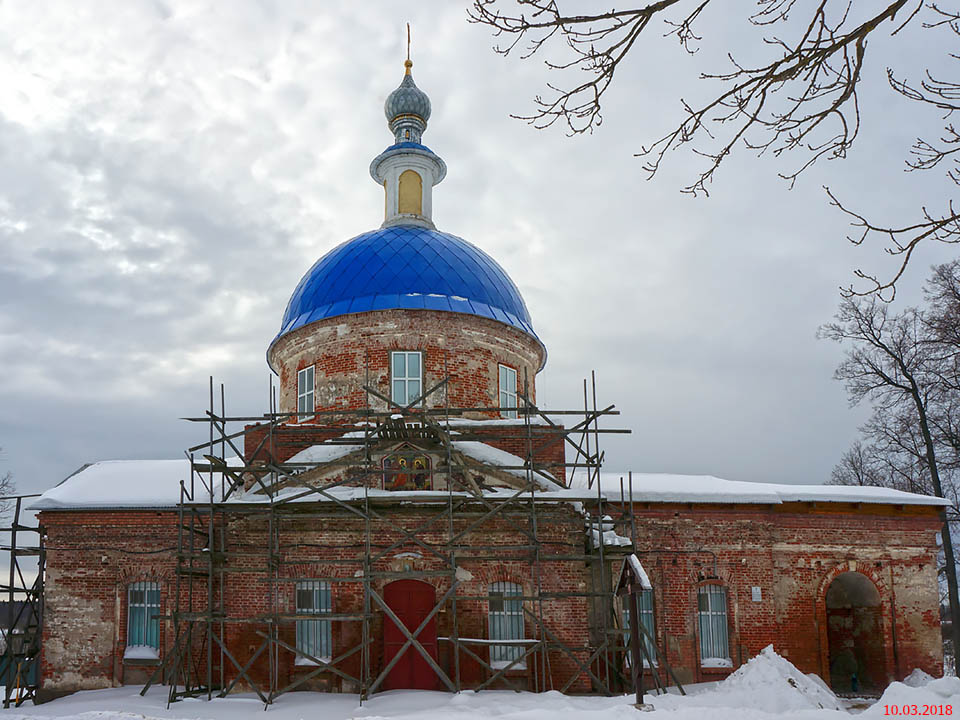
<box><xmin>698</xmin><ymin>584</ymin><xmax>730</xmax><ymax>664</ymax></box>
<box><xmin>296</xmin><ymin>580</ymin><xmax>332</xmax><ymax>664</ymax></box>
<box><xmin>127</xmin><ymin>581</ymin><xmax>161</xmax><ymax>650</ymax></box>
<box><xmin>488</xmin><ymin>581</ymin><xmax>525</xmax><ymax>669</ymax></box>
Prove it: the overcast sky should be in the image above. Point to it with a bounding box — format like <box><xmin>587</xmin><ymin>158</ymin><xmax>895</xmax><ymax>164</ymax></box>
<box><xmin>1</xmin><ymin>1</ymin><xmax>957</xmax><ymax>495</ymax></box>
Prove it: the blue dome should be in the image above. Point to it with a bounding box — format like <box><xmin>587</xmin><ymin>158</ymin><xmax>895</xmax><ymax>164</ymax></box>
<box><xmin>270</xmin><ymin>225</ymin><xmax>544</xmax><ymax>365</ymax></box>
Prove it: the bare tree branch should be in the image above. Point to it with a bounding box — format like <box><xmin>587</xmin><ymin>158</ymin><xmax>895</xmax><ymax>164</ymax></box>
<box><xmin>469</xmin><ymin>1</ymin><xmax>918</xmax><ymax>195</ymax></box>
<box><xmin>470</xmin><ymin>1</ymin><xmax>960</xmax><ymax>297</ymax></box>
<box><xmin>826</xmin><ymin>188</ymin><xmax>960</xmax><ymax>301</ymax></box>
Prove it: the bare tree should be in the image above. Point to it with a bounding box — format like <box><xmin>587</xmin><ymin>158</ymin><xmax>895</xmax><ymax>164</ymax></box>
<box><xmin>925</xmin><ymin>260</ymin><xmax>960</xmax><ymax>387</ymax></box>
<box><xmin>820</xmin><ymin>292</ymin><xmax>960</xmax><ymax>671</ymax></box>
<box><xmin>0</xmin><ymin>450</ymin><xmax>16</xmax><ymax>524</ymax></box>
<box><xmin>0</xmin><ymin>450</ymin><xmax>14</xmax><ymax>499</ymax></box>
<box><xmin>468</xmin><ymin>1</ymin><xmax>959</xmax><ymax>297</ymax></box>
<box><xmin>838</xmin><ymin>404</ymin><xmax>956</xmax><ymax>499</ymax></box>
<box><xmin>829</xmin><ymin>440</ymin><xmax>885</xmax><ymax>487</ymax></box>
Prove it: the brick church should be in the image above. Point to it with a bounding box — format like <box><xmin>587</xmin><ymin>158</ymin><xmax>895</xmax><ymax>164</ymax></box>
<box><xmin>32</xmin><ymin>55</ymin><xmax>946</xmax><ymax>703</ymax></box>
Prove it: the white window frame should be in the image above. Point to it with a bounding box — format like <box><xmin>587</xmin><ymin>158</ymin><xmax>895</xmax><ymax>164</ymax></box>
<box><xmin>297</xmin><ymin>366</ymin><xmax>315</xmax><ymax>422</ymax></box>
<box><xmin>488</xmin><ymin>581</ymin><xmax>526</xmax><ymax>669</ymax></box>
<box><xmin>126</xmin><ymin>580</ymin><xmax>161</xmax><ymax>654</ymax></box>
<box><xmin>498</xmin><ymin>364</ymin><xmax>518</xmax><ymax>419</ymax></box>
<box><xmin>391</xmin><ymin>351</ymin><xmax>422</xmax><ymax>407</ymax></box>
<box><xmin>295</xmin><ymin>580</ymin><xmax>332</xmax><ymax>665</ymax></box>
<box><xmin>698</xmin><ymin>584</ymin><xmax>731</xmax><ymax>666</ymax></box>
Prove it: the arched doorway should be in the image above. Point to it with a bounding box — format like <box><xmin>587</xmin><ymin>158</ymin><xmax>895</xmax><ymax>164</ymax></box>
<box><xmin>826</xmin><ymin>571</ymin><xmax>883</xmax><ymax>693</ymax></box>
<box><xmin>382</xmin><ymin>579</ymin><xmax>441</xmax><ymax>690</ymax></box>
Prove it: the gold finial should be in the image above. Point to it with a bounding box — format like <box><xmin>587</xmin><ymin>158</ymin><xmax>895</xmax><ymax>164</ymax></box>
<box><xmin>405</xmin><ymin>23</ymin><xmax>412</xmax><ymax>74</ymax></box>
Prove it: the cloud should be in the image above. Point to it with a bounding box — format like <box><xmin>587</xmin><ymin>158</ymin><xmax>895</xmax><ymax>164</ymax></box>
<box><xmin>0</xmin><ymin>1</ymin><xmax>956</xmax><ymax>492</ymax></box>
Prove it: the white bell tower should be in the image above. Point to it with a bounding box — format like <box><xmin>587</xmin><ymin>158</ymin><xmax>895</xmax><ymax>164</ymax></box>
<box><xmin>370</xmin><ymin>46</ymin><xmax>446</xmax><ymax>229</ymax></box>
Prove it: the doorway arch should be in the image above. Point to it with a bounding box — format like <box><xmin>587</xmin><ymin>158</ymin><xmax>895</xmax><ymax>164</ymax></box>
<box><xmin>824</xmin><ymin>571</ymin><xmax>884</xmax><ymax>693</ymax></box>
<box><xmin>382</xmin><ymin>579</ymin><xmax>441</xmax><ymax>690</ymax></box>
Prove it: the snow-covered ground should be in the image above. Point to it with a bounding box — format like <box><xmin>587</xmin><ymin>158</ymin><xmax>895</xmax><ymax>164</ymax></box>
<box><xmin>1</xmin><ymin>647</ymin><xmax>958</xmax><ymax>720</ymax></box>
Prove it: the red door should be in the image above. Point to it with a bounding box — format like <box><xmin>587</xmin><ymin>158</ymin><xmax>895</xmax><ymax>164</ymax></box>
<box><xmin>383</xmin><ymin>579</ymin><xmax>441</xmax><ymax>690</ymax></box>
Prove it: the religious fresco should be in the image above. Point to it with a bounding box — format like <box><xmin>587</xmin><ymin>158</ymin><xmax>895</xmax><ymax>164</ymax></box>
<box><xmin>382</xmin><ymin>446</ymin><xmax>432</xmax><ymax>491</ymax></box>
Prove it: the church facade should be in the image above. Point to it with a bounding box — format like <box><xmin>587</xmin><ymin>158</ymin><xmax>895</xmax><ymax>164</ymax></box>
<box><xmin>33</xmin><ymin>58</ymin><xmax>946</xmax><ymax>701</ymax></box>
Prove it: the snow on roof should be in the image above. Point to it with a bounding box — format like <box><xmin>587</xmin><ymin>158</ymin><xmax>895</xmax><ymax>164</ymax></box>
<box><xmin>30</xmin><ymin>458</ymin><xmax>238</xmax><ymax>510</ymax></box>
<box><xmin>452</xmin><ymin>440</ymin><xmax>561</xmax><ymax>489</ymax></box>
<box><xmin>33</xmin><ymin>457</ymin><xmax>946</xmax><ymax>512</ymax></box>
<box><xmin>30</xmin><ymin>440</ymin><xmax>563</xmax><ymax>511</ymax></box>
<box><xmin>286</xmin><ymin>443</ymin><xmax>363</xmax><ymax>465</ymax></box>
<box><xmin>576</xmin><ymin>471</ymin><xmax>948</xmax><ymax>507</ymax></box>
<box><xmin>442</xmin><ymin>417</ymin><xmax>550</xmax><ymax>427</ymax></box>
<box><xmin>277</xmin><ymin>438</ymin><xmax>561</xmax><ymax>489</ymax></box>
<box><xmin>627</xmin><ymin>554</ymin><xmax>653</xmax><ymax>590</ymax></box>
<box><xmin>223</xmin><ymin>485</ymin><xmax>595</xmax><ymax>506</ymax></box>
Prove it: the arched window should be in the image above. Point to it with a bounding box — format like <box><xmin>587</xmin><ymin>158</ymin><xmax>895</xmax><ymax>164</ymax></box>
<box><xmin>697</xmin><ymin>584</ymin><xmax>730</xmax><ymax>666</ymax></box>
<box><xmin>488</xmin><ymin>581</ymin><xmax>525</xmax><ymax>669</ymax></box>
<box><xmin>296</xmin><ymin>580</ymin><xmax>332</xmax><ymax>664</ymax></box>
<box><xmin>398</xmin><ymin>170</ymin><xmax>423</xmax><ymax>215</ymax></box>
<box><xmin>126</xmin><ymin>581</ymin><xmax>161</xmax><ymax>655</ymax></box>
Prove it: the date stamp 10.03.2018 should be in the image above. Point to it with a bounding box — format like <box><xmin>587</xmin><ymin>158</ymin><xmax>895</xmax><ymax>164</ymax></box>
<box><xmin>883</xmin><ymin>706</ymin><xmax>953</xmax><ymax>716</ymax></box>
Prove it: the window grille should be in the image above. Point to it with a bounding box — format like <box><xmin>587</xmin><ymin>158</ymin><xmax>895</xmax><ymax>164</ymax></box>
<box><xmin>488</xmin><ymin>581</ymin><xmax>525</xmax><ymax>669</ymax></box>
<box><xmin>498</xmin><ymin>365</ymin><xmax>518</xmax><ymax>419</ymax></box>
<box><xmin>127</xmin><ymin>581</ymin><xmax>161</xmax><ymax>649</ymax></box>
<box><xmin>297</xmin><ymin>366</ymin><xmax>315</xmax><ymax>421</ymax></box>
<box><xmin>296</xmin><ymin>580</ymin><xmax>332</xmax><ymax>662</ymax></box>
<box><xmin>698</xmin><ymin>584</ymin><xmax>730</xmax><ymax>661</ymax></box>
<box><xmin>391</xmin><ymin>351</ymin><xmax>422</xmax><ymax>406</ymax></box>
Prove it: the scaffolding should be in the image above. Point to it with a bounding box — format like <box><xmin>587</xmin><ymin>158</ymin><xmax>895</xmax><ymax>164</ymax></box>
<box><xmin>141</xmin><ymin>371</ymin><xmax>675</xmax><ymax>705</ymax></box>
<box><xmin>0</xmin><ymin>495</ymin><xmax>45</xmax><ymax>708</ymax></box>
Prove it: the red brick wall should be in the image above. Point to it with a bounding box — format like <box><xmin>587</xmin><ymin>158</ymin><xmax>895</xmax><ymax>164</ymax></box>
<box><xmin>37</xmin><ymin>503</ymin><xmax>589</xmax><ymax>693</ymax></box>
<box><xmin>39</xmin><ymin>511</ymin><xmax>180</xmax><ymax>691</ymax></box>
<box><xmin>219</xmin><ymin>504</ymin><xmax>590</xmax><ymax>693</ymax></box>
<box><xmin>267</xmin><ymin>310</ymin><xmax>544</xmax><ymax>417</ymax></box>
<box><xmin>37</xmin><ymin>500</ymin><xmax>943</xmax><ymax>694</ymax></box>
<box><xmin>610</xmin><ymin>501</ymin><xmax>943</xmax><ymax>687</ymax></box>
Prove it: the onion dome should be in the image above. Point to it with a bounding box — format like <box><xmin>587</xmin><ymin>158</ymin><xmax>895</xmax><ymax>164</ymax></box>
<box><xmin>385</xmin><ymin>60</ymin><xmax>431</xmax><ymax>124</ymax></box>
<box><xmin>268</xmin><ymin>225</ymin><xmax>545</xmax><ymax>370</ymax></box>
<box><xmin>383</xmin><ymin>60</ymin><xmax>432</xmax><ymax>146</ymax></box>
<box><xmin>267</xmin><ymin>52</ymin><xmax>546</xmax><ymax>372</ymax></box>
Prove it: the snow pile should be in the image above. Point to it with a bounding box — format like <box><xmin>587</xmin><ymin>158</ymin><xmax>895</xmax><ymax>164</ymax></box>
<box><xmin>587</xmin><ymin>516</ymin><xmax>631</xmax><ymax>547</ymax></box>
<box><xmin>863</xmin><ymin>674</ymin><xmax>960</xmax><ymax>715</ymax></box>
<box><xmin>356</xmin><ymin>690</ymin><xmax>640</xmax><ymax>720</ymax></box>
<box><xmin>902</xmin><ymin>668</ymin><xmax>937</xmax><ymax>687</ymax></box>
<box><xmin>653</xmin><ymin>645</ymin><xmax>842</xmax><ymax>713</ymax></box>
<box><xmin>0</xmin><ymin>686</ymin><xmax>644</xmax><ymax>720</ymax></box>
<box><xmin>717</xmin><ymin>646</ymin><xmax>843</xmax><ymax>711</ymax></box>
